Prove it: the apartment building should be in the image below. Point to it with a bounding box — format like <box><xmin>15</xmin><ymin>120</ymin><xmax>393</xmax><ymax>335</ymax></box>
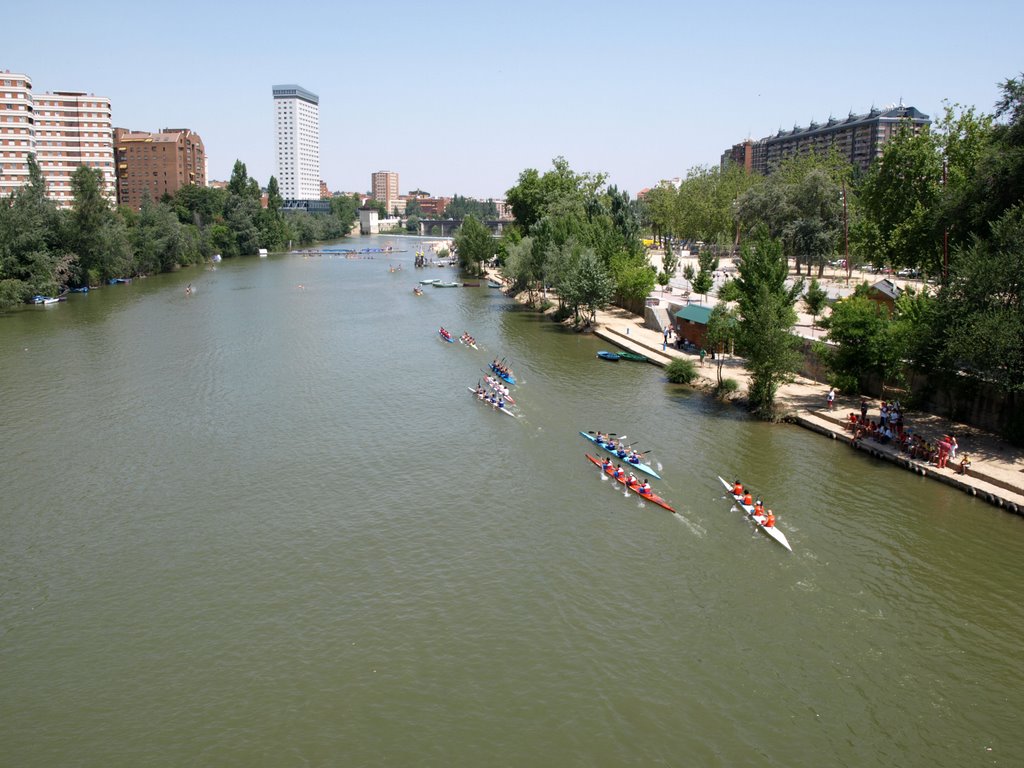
<box><xmin>0</xmin><ymin>70</ymin><xmax>115</xmax><ymax>207</ymax></box>
<box><xmin>722</xmin><ymin>105</ymin><xmax>931</xmax><ymax>176</ymax></box>
<box><xmin>113</xmin><ymin>127</ymin><xmax>206</xmax><ymax>208</ymax></box>
<box><xmin>372</xmin><ymin>170</ymin><xmax>400</xmax><ymax>213</ymax></box>
<box><xmin>272</xmin><ymin>84</ymin><xmax>320</xmax><ymax>200</ymax></box>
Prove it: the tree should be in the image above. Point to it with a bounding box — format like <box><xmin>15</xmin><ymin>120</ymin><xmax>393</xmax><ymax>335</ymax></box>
<box><xmin>803</xmin><ymin>278</ymin><xmax>829</xmax><ymax>330</ymax></box>
<box><xmin>70</xmin><ymin>165</ymin><xmax>117</xmax><ymax>281</ymax></box>
<box><xmin>559</xmin><ymin>246</ymin><xmax>615</xmax><ymax>324</ymax></box>
<box><xmin>735</xmin><ymin>232</ymin><xmax>805</xmax><ymax>419</ymax></box>
<box><xmin>858</xmin><ymin>122</ymin><xmax>943</xmax><ymax>273</ymax></box>
<box><xmin>705</xmin><ymin>303</ymin><xmax>740</xmax><ymax>386</ymax></box>
<box><xmin>453</xmin><ymin>214</ymin><xmax>494</xmax><ymax>276</ymax></box>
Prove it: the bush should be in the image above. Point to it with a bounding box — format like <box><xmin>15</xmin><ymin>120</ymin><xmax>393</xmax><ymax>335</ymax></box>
<box><xmin>551</xmin><ymin>304</ymin><xmax>572</xmax><ymax>322</ymax></box>
<box><xmin>716</xmin><ymin>378</ymin><xmax>739</xmax><ymax>395</ymax></box>
<box><xmin>665</xmin><ymin>358</ymin><xmax>698</xmax><ymax>384</ymax></box>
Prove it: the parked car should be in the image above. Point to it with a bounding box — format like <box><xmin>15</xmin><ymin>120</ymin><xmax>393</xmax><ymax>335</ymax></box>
<box><xmin>896</xmin><ymin>267</ymin><xmax>920</xmax><ymax>278</ymax></box>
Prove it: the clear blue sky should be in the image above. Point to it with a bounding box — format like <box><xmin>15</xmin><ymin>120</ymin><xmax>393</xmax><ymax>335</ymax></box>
<box><xmin>6</xmin><ymin>0</ymin><xmax>1022</xmax><ymax>199</ymax></box>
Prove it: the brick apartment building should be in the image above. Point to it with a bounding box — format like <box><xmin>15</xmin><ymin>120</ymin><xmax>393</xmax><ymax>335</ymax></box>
<box><xmin>113</xmin><ymin>127</ymin><xmax>206</xmax><ymax>208</ymax></box>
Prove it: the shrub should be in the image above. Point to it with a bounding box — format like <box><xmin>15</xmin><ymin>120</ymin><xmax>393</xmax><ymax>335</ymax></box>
<box><xmin>716</xmin><ymin>378</ymin><xmax>739</xmax><ymax>396</ymax></box>
<box><xmin>665</xmin><ymin>358</ymin><xmax>698</xmax><ymax>384</ymax></box>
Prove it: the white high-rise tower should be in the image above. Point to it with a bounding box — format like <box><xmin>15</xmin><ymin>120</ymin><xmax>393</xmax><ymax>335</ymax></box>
<box><xmin>272</xmin><ymin>84</ymin><xmax>320</xmax><ymax>200</ymax></box>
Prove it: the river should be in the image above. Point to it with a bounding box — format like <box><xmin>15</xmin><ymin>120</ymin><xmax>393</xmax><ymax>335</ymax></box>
<box><xmin>2</xmin><ymin>236</ymin><xmax>1022</xmax><ymax>767</ymax></box>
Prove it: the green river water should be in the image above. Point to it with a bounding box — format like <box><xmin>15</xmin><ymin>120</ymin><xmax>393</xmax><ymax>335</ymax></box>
<box><xmin>2</xmin><ymin>236</ymin><xmax>1022</xmax><ymax>767</ymax></box>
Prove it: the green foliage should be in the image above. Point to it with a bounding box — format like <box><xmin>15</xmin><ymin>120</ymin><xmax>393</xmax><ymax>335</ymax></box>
<box><xmin>444</xmin><ymin>194</ymin><xmax>497</xmax><ymax>220</ymax></box>
<box><xmin>803</xmin><ymin>278</ymin><xmax>829</xmax><ymax>327</ymax></box>
<box><xmin>666</xmin><ymin>357</ymin><xmax>699</xmax><ymax>384</ymax></box>
<box><xmin>453</xmin><ymin>214</ymin><xmax>494</xmax><ymax>276</ymax></box>
<box><xmin>735</xmin><ymin>233</ymin><xmax>804</xmax><ymax>418</ymax></box>
<box><xmin>705</xmin><ymin>303</ymin><xmax>739</xmax><ymax>385</ymax></box>
<box><xmin>716</xmin><ymin>378</ymin><xmax>739</xmax><ymax>395</ymax></box>
<box><xmin>717</xmin><ymin>278</ymin><xmax>741</xmax><ymax>302</ymax></box>
<box><xmin>554</xmin><ymin>245</ymin><xmax>615</xmax><ymax>324</ymax></box>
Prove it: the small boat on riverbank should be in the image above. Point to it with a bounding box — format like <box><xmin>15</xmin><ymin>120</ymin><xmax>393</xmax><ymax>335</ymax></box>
<box><xmin>586</xmin><ymin>454</ymin><xmax>676</xmax><ymax>512</ymax></box>
<box><xmin>419</xmin><ymin>278</ymin><xmax>441</xmax><ymax>285</ymax></box>
<box><xmin>433</xmin><ymin>281</ymin><xmax>461</xmax><ymax>288</ymax></box>
<box><xmin>578</xmin><ymin>431</ymin><xmax>661</xmax><ymax>479</ymax></box>
<box><xmin>488</xmin><ymin>281</ymin><xmax>502</xmax><ymax>289</ymax></box>
<box><xmin>617</xmin><ymin>351</ymin><xmax>648</xmax><ymax>363</ymax></box>
<box><xmin>717</xmin><ymin>475</ymin><xmax>792</xmax><ymax>552</ymax></box>
<box><xmin>597</xmin><ymin>350</ymin><xmax>620</xmax><ymax>361</ymax></box>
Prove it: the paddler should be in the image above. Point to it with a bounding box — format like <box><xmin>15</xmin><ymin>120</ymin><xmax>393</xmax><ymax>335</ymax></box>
<box><xmin>742</xmin><ymin>490</ymin><xmax>754</xmax><ymax>506</ymax></box>
<box><xmin>753</xmin><ymin>498</ymin><xmax>765</xmax><ymax>516</ymax></box>
<box><xmin>601</xmin><ymin>457</ymin><xmax>613</xmax><ymax>472</ymax></box>
<box><xmin>639</xmin><ymin>480</ymin><xmax>652</xmax><ymax>495</ymax></box>
<box><xmin>763</xmin><ymin>509</ymin><xmax>776</xmax><ymax>527</ymax></box>
<box><xmin>733</xmin><ymin>480</ymin><xmax>743</xmax><ymax>496</ymax></box>
<box><xmin>628</xmin><ymin>472</ymin><xmax>638</xmax><ymax>487</ymax></box>
<box><xmin>613</xmin><ymin>465</ymin><xmax>625</xmax><ymax>480</ymax></box>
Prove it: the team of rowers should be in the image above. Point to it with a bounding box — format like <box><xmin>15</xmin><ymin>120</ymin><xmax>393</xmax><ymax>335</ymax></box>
<box><xmin>460</xmin><ymin>332</ymin><xmax>477</xmax><ymax>346</ymax></box>
<box><xmin>482</xmin><ymin>375</ymin><xmax>513</xmax><ymax>400</ymax></box>
<box><xmin>472</xmin><ymin>384</ymin><xmax>509</xmax><ymax>409</ymax></box>
<box><xmin>730</xmin><ymin>480</ymin><xmax>776</xmax><ymax>528</ymax></box>
<box><xmin>490</xmin><ymin>360</ymin><xmax>513</xmax><ymax>378</ymax></box>
<box><xmin>439</xmin><ymin>326</ymin><xmax>453</xmax><ymax>341</ymax></box>
<box><xmin>598</xmin><ymin>457</ymin><xmax>653</xmax><ymax>495</ymax></box>
<box><xmin>593</xmin><ymin>432</ymin><xmax>643</xmax><ymax>464</ymax></box>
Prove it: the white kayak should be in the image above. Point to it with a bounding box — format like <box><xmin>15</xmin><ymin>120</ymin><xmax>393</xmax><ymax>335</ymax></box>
<box><xmin>717</xmin><ymin>475</ymin><xmax>793</xmax><ymax>552</ymax></box>
<box><xmin>467</xmin><ymin>387</ymin><xmax>516</xmax><ymax>417</ymax></box>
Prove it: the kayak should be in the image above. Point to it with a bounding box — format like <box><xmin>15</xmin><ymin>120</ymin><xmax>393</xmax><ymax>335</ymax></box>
<box><xmin>460</xmin><ymin>337</ymin><xmax>479</xmax><ymax>349</ymax></box>
<box><xmin>586</xmin><ymin>454</ymin><xmax>676</xmax><ymax>512</ymax></box>
<box><xmin>717</xmin><ymin>475</ymin><xmax>793</xmax><ymax>552</ymax></box>
<box><xmin>617</xmin><ymin>351</ymin><xmax>648</xmax><ymax>362</ymax></box>
<box><xmin>578</xmin><ymin>431</ymin><xmax>661</xmax><ymax>479</ymax></box>
<box><xmin>419</xmin><ymin>278</ymin><xmax>441</xmax><ymax>285</ymax></box>
<box><xmin>467</xmin><ymin>387</ymin><xmax>516</xmax><ymax>417</ymax></box>
<box><xmin>481</xmin><ymin>375</ymin><xmax>515</xmax><ymax>404</ymax></box>
<box><xmin>439</xmin><ymin>330</ymin><xmax>455</xmax><ymax>343</ymax></box>
<box><xmin>597</xmin><ymin>351</ymin><xmax>620</xmax><ymax>361</ymax></box>
<box><xmin>489</xmin><ymin>362</ymin><xmax>516</xmax><ymax>385</ymax></box>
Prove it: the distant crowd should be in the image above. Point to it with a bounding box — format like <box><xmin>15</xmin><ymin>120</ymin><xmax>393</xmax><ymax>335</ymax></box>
<box><xmin>843</xmin><ymin>397</ymin><xmax>971</xmax><ymax>475</ymax></box>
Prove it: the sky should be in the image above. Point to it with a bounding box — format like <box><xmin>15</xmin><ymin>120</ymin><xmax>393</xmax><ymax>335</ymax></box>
<box><xmin>6</xmin><ymin>0</ymin><xmax>1023</xmax><ymax>199</ymax></box>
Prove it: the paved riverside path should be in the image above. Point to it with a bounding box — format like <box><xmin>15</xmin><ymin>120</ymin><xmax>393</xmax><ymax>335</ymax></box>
<box><xmin>487</xmin><ymin>273</ymin><xmax>1024</xmax><ymax>515</ymax></box>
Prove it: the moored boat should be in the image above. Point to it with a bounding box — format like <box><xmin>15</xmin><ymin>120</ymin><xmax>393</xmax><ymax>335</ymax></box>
<box><xmin>617</xmin><ymin>351</ymin><xmax>648</xmax><ymax>362</ymax></box>
<box><xmin>717</xmin><ymin>475</ymin><xmax>793</xmax><ymax>551</ymax></box>
<box><xmin>433</xmin><ymin>281</ymin><xmax>461</xmax><ymax>288</ymax></box>
<box><xmin>586</xmin><ymin>454</ymin><xmax>676</xmax><ymax>512</ymax></box>
<box><xmin>487</xmin><ymin>281</ymin><xmax>502</xmax><ymax>288</ymax></box>
<box><xmin>419</xmin><ymin>278</ymin><xmax>441</xmax><ymax>285</ymax></box>
<box><xmin>578</xmin><ymin>431</ymin><xmax>661</xmax><ymax>479</ymax></box>
<box><xmin>597</xmin><ymin>350</ymin><xmax>620</xmax><ymax>361</ymax></box>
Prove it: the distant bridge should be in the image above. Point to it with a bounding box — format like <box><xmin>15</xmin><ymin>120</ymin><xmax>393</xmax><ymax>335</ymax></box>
<box><xmin>417</xmin><ymin>219</ymin><xmax>507</xmax><ymax>237</ymax></box>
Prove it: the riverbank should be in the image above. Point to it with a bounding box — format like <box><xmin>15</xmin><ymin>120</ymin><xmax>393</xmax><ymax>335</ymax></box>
<box><xmin>490</xmin><ymin>272</ymin><xmax>1024</xmax><ymax>516</ymax></box>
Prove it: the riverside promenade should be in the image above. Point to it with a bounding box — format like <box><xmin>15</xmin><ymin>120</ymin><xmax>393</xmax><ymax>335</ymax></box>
<box><xmin>580</xmin><ymin>300</ymin><xmax>1024</xmax><ymax>515</ymax></box>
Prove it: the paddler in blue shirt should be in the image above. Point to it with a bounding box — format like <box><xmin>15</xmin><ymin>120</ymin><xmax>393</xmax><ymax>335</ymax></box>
<box><xmin>639</xmin><ymin>480</ymin><xmax>652</xmax><ymax>495</ymax></box>
<box><xmin>601</xmin><ymin>457</ymin><xmax>613</xmax><ymax>472</ymax></box>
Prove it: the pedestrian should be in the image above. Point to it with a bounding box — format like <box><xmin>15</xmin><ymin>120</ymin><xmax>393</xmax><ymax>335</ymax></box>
<box><xmin>827</xmin><ymin>387</ymin><xmax>836</xmax><ymax>411</ymax></box>
<box><xmin>860</xmin><ymin>397</ymin><xmax>868</xmax><ymax>423</ymax></box>
<box><xmin>949</xmin><ymin>435</ymin><xmax>958</xmax><ymax>459</ymax></box>
<box><xmin>699</xmin><ymin>348</ymin><xmax>707</xmax><ymax>367</ymax></box>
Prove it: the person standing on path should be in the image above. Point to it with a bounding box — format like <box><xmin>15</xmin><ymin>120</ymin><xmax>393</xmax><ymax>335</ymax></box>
<box><xmin>827</xmin><ymin>387</ymin><xmax>836</xmax><ymax>410</ymax></box>
<box><xmin>699</xmin><ymin>348</ymin><xmax>707</xmax><ymax>367</ymax></box>
<box><xmin>860</xmin><ymin>397</ymin><xmax>868</xmax><ymax>422</ymax></box>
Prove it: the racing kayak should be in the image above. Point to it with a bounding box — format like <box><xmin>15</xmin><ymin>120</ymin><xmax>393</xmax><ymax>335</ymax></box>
<box><xmin>717</xmin><ymin>475</ymin><xmax>793</xmax><ymax>552</ymax></box>
<box><xmin>467</xmin><ymin>387</ymin><xmax>516</xmax><ymax>417</ymax></box>
<box><xmin>489</xmin><ymin>362</ymin><xmax>515</xmax><ymax>385</ymax></box>
<box><xmin>481</xmin><ymin>375</ymin><xmax>515</xmax><ymax>404</ymax></box>
<box><xmin>578</xmin><ymin>431</ymin><xmax>661</xmax><ymax>479</ymax></box>
<box><xmin>460</xmin><ymin>337</ymin><xmax>479</xmax><ymax>349</ymax></box>
<box><xmin>586</xmin><ymin>454</ymin><xmax>676</xmax><ymax>512</ymax></box>
<box><xmin>439</xmin><ymin>329</ymin><xmax>455</xmax><ymax>343</ymax></box>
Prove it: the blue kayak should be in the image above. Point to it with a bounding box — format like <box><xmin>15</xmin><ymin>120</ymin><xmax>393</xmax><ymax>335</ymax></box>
<box><xmin>597</xmin><ymin>350</ymin><xmax>620</xmax><ymax>361</ymax></box>
<box><xmin>439</xmin><ymin>330</ymin><xmax>455</xmax><ymax>343</ymax></box>
<box><xmin>578</xmin><ymin>431</ymin><xmax>661</xmax><ymax>479</ymax></box>
<box><xmin>489</xmin><ymin>362</ymin><xmax>516</xmax><ymax>385</ymax></box>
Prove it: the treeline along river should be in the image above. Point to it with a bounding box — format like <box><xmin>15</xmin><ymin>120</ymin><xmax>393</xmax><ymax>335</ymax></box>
<box><xmin>2</xmin><ymin>237</ymin><xmax>1023</xmax><ymax>766</ymax></box>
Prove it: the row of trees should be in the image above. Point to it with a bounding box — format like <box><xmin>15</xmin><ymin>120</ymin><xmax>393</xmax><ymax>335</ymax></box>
<box><xmin>475</xmin><ymin>156</ymin><xmax>653</xmax><ymax>325</ymax></box>
<box><xmin>0</xmin><ymin>158</ymin><xmax>360</xmax><ymax>310</ymax></box>
<box><xmin>670</xmin><ymin>74</ymin><xmax>1023</xmax><ymax>441</ymax></box>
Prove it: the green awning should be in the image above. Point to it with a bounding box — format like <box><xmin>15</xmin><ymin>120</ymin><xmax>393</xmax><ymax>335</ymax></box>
<box><xmin>673</xmin><ymin>304</ymin><xmax>712</xmax><ymax>324</ymax></box>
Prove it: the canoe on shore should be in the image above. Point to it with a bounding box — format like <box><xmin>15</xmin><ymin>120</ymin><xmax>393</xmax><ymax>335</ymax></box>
<box><xmin>717</xmin><ymin>475</ymin><xmax>793</xmax><ymax>552</ymax></box>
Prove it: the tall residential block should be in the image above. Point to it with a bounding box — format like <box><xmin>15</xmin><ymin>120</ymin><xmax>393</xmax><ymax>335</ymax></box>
<box><xmin>272</xmin><ymin>84</ymin><xmax>320</xmax><ymax>200</ymax></box>
<box><xmin>114</xmin><ymin>127</ymin><xmax>206</xmax><ymax>208</ymax></box>
<box><xmin>722</xmin><ymin>105</ymin><xmax>931</xmax><ymax>176</ymax></box>
<box><xmin>0</xmin><ymin>70</ymin><xmax>115</xmax><ymax>207</ymax></box>
<box><xmin>372</xmin><ymin>170</ymin><xmax>399</xmax><ymax>213</ymax></box>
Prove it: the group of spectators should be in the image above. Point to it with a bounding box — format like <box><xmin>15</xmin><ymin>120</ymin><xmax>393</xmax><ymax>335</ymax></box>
<box><xmin>844</xmin><ymin>397</ymin><xmax>972</xmax><ymax>475</ymax></box>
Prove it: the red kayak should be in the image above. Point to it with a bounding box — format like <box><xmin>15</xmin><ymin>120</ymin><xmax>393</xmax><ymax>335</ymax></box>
<box><xmin>585</xmin><ymin>454</ymin><xmax>676</xmax><ymax>513</ymax></box>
